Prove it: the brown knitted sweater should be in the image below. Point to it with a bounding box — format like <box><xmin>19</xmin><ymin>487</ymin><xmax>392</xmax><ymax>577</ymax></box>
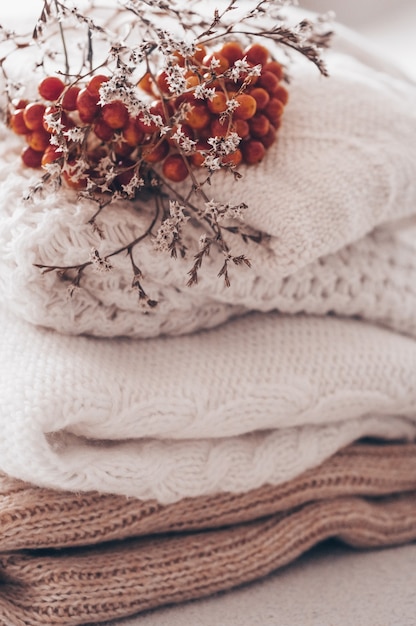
<box><xmin>0</xmin><ymin>442</ymin><xmax>415</xmax><ymax>626</ymax></box>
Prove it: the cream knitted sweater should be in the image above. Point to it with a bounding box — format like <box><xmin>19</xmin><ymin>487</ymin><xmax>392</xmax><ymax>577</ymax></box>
<box><xmin>0</xmin><ymin>40</ymin><xmax>415</xmax><ymax>338</ymax></box>
<box><xmin>0</xmin><ymin>305</ymin><xmax>415</xmax><ymax>503</ymax></box>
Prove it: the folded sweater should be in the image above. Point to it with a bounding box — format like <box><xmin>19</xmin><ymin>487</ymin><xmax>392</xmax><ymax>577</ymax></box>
<box><xmin>0</xmin><ymin>26</ymin><xmax>415</xmax><ymax>338</ymax></box>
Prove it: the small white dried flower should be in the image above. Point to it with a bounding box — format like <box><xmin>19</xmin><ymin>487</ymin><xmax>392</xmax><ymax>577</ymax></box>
<box><xmin>209</xmin><ymin>57</ymin><xmax>221</xmax><ymax>70</ymax></box>
<box><xmin>64</xmin><ymin>126</ymin><xmax>87</xmax><ymax>142</ymax></box>
<box><xmin>199</xmin><ymin>233</ymin><xmax>209</xmax><ymax>249</ymax></box>
<box><xmin>228</xmin><ymin>57</ymin><xmax>250</xmax><ymax>81</ymax></box>
<box><xmin>224</xmin><ymin>202</ymin><xmax>248</xmax><ymax>220</ymax></box>
<box><xmin>122</xmin><ymin>173</ymin><xmax>145</xmax><ymax>197</ymax></box>
<box><xmin>193</xmin><ymin>84</ymin><xmax>216</xmax><ymax>101</ymax></box>
<box><xmin>203</xmin><ymin>154</ymin><xmax>221</xmax><ymax>171</ymax></box>
<box><xmin>207</xmin><ymin>132</ymin><xmax>240</xmax><ymax>156</ymax></box>
<box><xmin>96</xmin><ymin>156</ymin><xmax>114</xmax><ymax>177</ymax></box>
<box><xmin>154</xmin><ymin>219</ymin><xmax>177</xmax><ymax>252</ymax></box>
<box><xmin>89</xmin><ymin>248</ymin><xmax>113</xmax><ymax>272</ymax></box>
<box><xmin>202</xmin><ymin>199</ymin><xmax>220</xmax><ymax>220</ymax></box>
<box><xmin>42</xmin><ymin>161</ymin><xmax>62</xmax><ymax>177</ymax></box>
<box><xmin>247</xmin><ymin>63</ymin><xmax>262</xmax><ymax>77</ymax></box>
<box><xmin>43</xmin><ymin>112</ymin><xmax>65</xmax><ymax>134</ymax></box>
<box><xmin>164</xmin><ymin>64</ymin><xmax>187</xmax><ymax>95</ymax></box>
<box><xmin>225</xmin><ymin>98</ymin><xmax>240</xmax><ymax>115</ymax></box>
<box><xmin>169</xmin><ymin>200</ymin><xmax>189</xmax><ymax>222</ymax></box>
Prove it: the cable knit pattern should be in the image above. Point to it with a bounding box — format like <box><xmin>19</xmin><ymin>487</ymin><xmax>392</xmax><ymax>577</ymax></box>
<box><xmin>0</xmin><ymin>47</ymin><xmax>415</xmax><ymax>338</ymax></box>
<box><xmin>0</xmin><ymin>305</ymin><xmax>415</xmax><ymax>503</ymax></box>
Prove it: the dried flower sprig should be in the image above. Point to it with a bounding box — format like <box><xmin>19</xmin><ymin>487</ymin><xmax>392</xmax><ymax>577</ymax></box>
<box><xmin>1</xmin><ymin>0</ymin><xmax>333</xmax><ymax>305</ymax></box>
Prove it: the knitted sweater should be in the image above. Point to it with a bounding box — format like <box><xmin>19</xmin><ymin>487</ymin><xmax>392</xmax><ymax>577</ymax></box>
<box><xmin>0</xmin><ymin>36</ymin><xmax>415</xmax><ymax>338</ymax></box>
<box><xmin>0</xmin><ymin>305</ymin><xmax>415</xmax><ymax>502</ymax></box>
<box><xmin>1</xmin><ymin>443</ymin><xmax>416</xmax><ymax>626</ymax></box>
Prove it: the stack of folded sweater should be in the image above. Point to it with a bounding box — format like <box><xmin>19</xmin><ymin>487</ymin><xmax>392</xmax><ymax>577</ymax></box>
<box><xmin>0</xmin><ymin>10</ymin><xmax>415</xmax><ymax>626</ymax></box>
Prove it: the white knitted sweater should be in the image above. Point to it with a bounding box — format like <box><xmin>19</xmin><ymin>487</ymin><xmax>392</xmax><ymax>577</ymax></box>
<box><xmin>0</xmin><ymin>19</ymin><xmax>415</xmax><ymax>503</ymax></box>
<box><xmin>0</xmin><ymin>305</ymin><xmax>415</xmax><ymax>503</ymax></box>
<box><xmin>0</xmin><ymin>34</ymin><xmax>415</xmax><ymax>338</ymax></box>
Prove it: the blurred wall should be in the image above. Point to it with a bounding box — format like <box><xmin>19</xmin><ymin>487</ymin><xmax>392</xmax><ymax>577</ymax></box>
<box><xmin>300</xmin><ymin>0</ymin><xmax>412</xmax><ymax>27</ymax></box>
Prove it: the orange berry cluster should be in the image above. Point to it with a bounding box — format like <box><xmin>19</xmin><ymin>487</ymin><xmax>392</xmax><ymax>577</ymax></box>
<box><xmin>8</xmin><ymin>41</ymin><xmax>288</xmax><ymax>189</ymax></box>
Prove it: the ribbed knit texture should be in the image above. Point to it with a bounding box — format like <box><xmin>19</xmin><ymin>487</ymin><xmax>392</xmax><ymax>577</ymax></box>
<box><xmin>0</xmin><ymin>45</ymin><xmax>415</xmax><ymax>338</ymax></box>
<box><xmin>0</xmin><ymin>443</ymin><xmax>415</xmax><ymax>626</ymax></box>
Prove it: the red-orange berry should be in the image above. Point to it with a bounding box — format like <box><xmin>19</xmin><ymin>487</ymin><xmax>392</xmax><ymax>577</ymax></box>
<box><xmin>10</xmin><ymin>109</ymin><xmax>30</xmax><ymax>135</ymax></box>
<box><xmin>63</xmin><ymin>163</ymin><xmax>87</xmax><ymax>189</ymax></box>
<box><xmin>27</xmin><ymin>129</ymin><xmax>51</xmax><ymax>152</ymax></box>
<box><xmin>171</xmin><ymin>51</ymin><xmax>185</xmax><ymax>67</ymax></box>
<box><xmin>113</xmin><ymin>139</ymin><xmax>135</xmax><ymax>158</ymax></box>
<box><xmin>173</xmin><ymin>91</ymin><xmax>195</xmax><ymax>109</ymax></box>
<box><xmin>190</xmin><ymin>144</ymin><xmax>207</xmax><ymax>167</ymax></box>
<box><xmin>12</xmin><ymin>98</ymin><xmax>29</xmax><ymax>110</ymax></box>
<box><xmin>191</xmin><ymin>44</ymin><xmax>206</xmax><ymax>64</ymax></box>
<box><xmin>115</xmin><ymin>160</ymin><xmax>135</xmax><ymax>188</ymax></box>
<box><xmin>137</xmin><ymin>72</ymin><xmax>155</xmax><ymax>95</ymax></box>
<box><xmin>76</xmin><ymin>88</ymin><xmax>99</xmax><ymax>123</ymax></box>
<box><xmin>42</xmin><ymin>105</ymin><xmax>59</xmax><ymax>132</ymax></box>
<box><xmin>155</xmin><ymin>71</ymin><xmax>170</xmax><ymax>94</ymax></box>
<box><xmin>61</xmin><ymin>85</ymin><xmax>81</xmax><ymax>111</ymax></box>
<box><xmin>222</xmin><ymin>148</ymin><xmax>242</xmax><ymax>167</ymax></box>
<box><xmin>41</xmin><ymin>145</ymin><xmax>62</xmax><ymax>166</ymax></box>
<box><xmin>185</xmin><ymin>72</ymin><xmax>200</xmax><ymax>89</ymax></box>
<box><xmin>123</xmin><ymin>119</ymin><xmax>144</xmax><ymax>146</ymax></box>
<box><xmin>220</xmin><ymin>41</ymin><xmax>245</xmax><ymax>64</ymax></box>
<box><xmin>233</xmin><ymin>94</ymin><xmax>257</xmax><ymax>120</ymax></box>
<box><xmin>210</xmin><ymin>117</ymin><xmax>229</xmax><ymax>138</ymax></box>
<box><xmin>249</xmin><ymin>87</ymin><xmax>270</xmax><ymax>110</ymax></box>
<box><xmin>93</xmin><ymin>118</ymin><xmax>114</xmax><ymax>142</ymax></box>
<box><xmin>264</xmin><ymin>97</ymin><xmax>284</xmax><ymax>125</ymax></box>
<box><xmin>245</xmin><ymin>43</ymin><xmax>270</xmax><ymax>66</ymax></box>
<box><xmin>150</xmin><ymin>100</ymin><xmax>173</xmax><ymax>124</ymax></box>
<box><xmin>101</xmin><ymin>100</ymin><xmax>129</xmax><ymax>130</ymax></box>
<box><xmin>186</xmin><ymin>104</ymin><xmax>211</xmax><ymax>130</ymax></box>
<box><xmin>203</xmin><ymin>53</ymin><xmax>230</xmax><ymax>73</ymax></box>
<box><xmin>38</xmin><ymin>76</ymin><xmax>66</xmax><ymax>101</ymax></box>
<box><xmin>259</xmin><ymin>125</ymin><xmax>277</xmax><ymax>149</ymax></box>
<box><xmin>232</xmin><ymin>118</ymin><xmax>250</xmax><ymax>139</ymax></box>
<box><xmin>21</xmin><ymin>146</ymin><xmax>43</xmax><ymax>168</ymax></box>
<box><xmin>241</xmin><ymin>139</ymin><xmax>266</xmax><ymax>164</ymax></box>
<box><xmin>42</xmin><ymin>106</ymin><xmax>73</xmax><ymax>134</ymax></box>
<box><xmin>263</xmin><ymin>61</ymin><xmax>284</xmax><ymax>80</ymax></box>
<box><xmin>136</xmin><ymin>113</ymin><xmax>159</xmax><ymax>134</ymax></box>
<box><xmin>162</xmin><ymin>154</ymin><xmax>189</xmax><ymax>182</ymax></box>
<box><xmin>86</xmin><ymin>74</ymin><xmax>109</xmax><ymax>97</ymax></box>
<box><xmin>142</xmin><ymin>139</ymin><xmax>169</xmax><ymax>163</ymax></box>
<box><xmin>274</xmin><ymin>84</ymin><xmax>289</xmax><ymax>105</ymax></box>
<box><xmin>23</xmin><ymin>102</ymin><xmax>47</xmax><ymax>131</ymax></box>
<box><xmin>257</xmin><ymin>71</ymin><xmax>279</xmax><ymax>94</ymax></box>
<box><xmin>249</xmin><ymin>113</ymin><xmax>270</xmax><ymax>138</ymax></box>
<box><xmin>207</xmin><ymin>91</ymin><xmax>227</xmax><ymax>114</ymax></box>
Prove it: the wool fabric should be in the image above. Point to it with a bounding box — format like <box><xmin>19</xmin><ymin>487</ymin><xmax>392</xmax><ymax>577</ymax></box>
<box><xmin>1</xmin><ymin>442</ymin><xmax>416</xmax><ymax>626</ymax></box>
<box><xmin>3</xmin><ymin>494</ymin><xmax>415</xmax><ymax>626</ymax></box>
<box><xmin>0</xmin><ymin>37</ymin><xmax>415</xmax><ymax>338</ymax></box>
<box><xmin>2</xmin><ymin>442</ymin><xmax>415</xmax><ymax>551</ymax></box>
<box><xmin>0</xmin><ymin>305</ymin><xmax>416</xmax><ymax>502</ymax></box>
